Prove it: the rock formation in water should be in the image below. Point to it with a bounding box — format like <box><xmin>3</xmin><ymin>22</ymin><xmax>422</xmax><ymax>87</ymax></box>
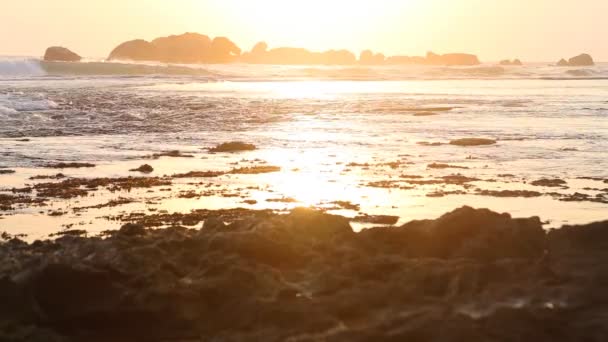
<box><xmin>108</xmin><ymin>40</ymin><xmax>160</xmax><ymax>61</ymax></box>
<box><xmin>109</xmin><ymin>32</ymin><xmax>482</xmax><ymax>66</ymax></box>
<box><xmin>426</xmin><ymin>52</ymin><xmax>480</xmax><ymax>66</ymax></box>
<box><xmin>384</xmin><ymin>52</ymin><xmax>480</xmax><ymax>66</ymax></box>
<box><xmin>43</xmin><ymin>47</ymin><xmax>82</xmax><ymax>62</ymax></box>
<box><xmin>499</xmin><ymin>59</ymin><xmax>523</xmax><ymax>66</ymax></box>
<box><xmin>359</xmin><ymin>50</ymin><xmax>386</xmax><ymax>65</ymax></box>
<box><xmin>241</xmin><ymin>42</ymin><xmax>357</xmax><ymax>65</ymax></box>
<box><xmin>556</xmin><ymin>53</ymin><xmax>595</xmax><ymax>67</ymax></box>
<box><xmin>108</xmin><ymin>33</ymin><xmax>241</xmax><ymax>63</ymax></box>
<box><xmin>568</xmin><ymin>53</ymin><xmax>594</xmax><ymax>66</ymax></box>
<box><xmin>385</xmin><ymin>55</ymin><xmax>427</xmax><ymax>65</ymax></box>
<box><xmin>1</xmin><ymin>206</ymin><xmax>608</xmax><ymax>341</ymax></box>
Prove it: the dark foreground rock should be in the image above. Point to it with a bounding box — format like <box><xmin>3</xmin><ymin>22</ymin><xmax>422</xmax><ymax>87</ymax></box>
<box><xmin>43</xmin><ymin>47</ymin><xmax>81</xmax><ymax>62</ymax></box>
<box><xmin>1</xmin><ymin>206</ymin><xmax>608</xmax><ymax>341</ymax></box>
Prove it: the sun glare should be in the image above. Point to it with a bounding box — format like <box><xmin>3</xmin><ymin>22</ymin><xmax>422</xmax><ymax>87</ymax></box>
<box><xmin>209</xmin><ymin>0</ymin><xmax>415</xmax><ymax>51</ymax></box>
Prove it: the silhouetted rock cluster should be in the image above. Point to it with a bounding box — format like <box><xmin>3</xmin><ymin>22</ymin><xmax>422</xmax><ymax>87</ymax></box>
<box><xmin>556</xmin><ymin>53</ymin><xmax>595</xmax><ymax>67</ymax></box>
<box><xmin>383</xmin><ymin>52</ymin><xmax>481</xmax><ymax>66</ymax></box>
<box><xmin>1</xmin><ymin>206</ymin><xmax>608</xmax><ymax>341</ymax></box>
<box><xmin>425</xmin><ymin>52</ymin><xmax>480</xmax><ymax>66</ymax></box>
<box><xmin>241</xmin><ymin>42</ymin><xmax>357</xmax><ymax>65</ymax></box>
<box><xmin>499</xmin><ymin>59</ymin><xmax>523</xmax><ymax>66</ymax></box>
<box><xmin>105</xmin><ymin>33</ymin><xmax>482</xmax><ymax>65</ymax></box>
<box><xmin>43</xmin><ymin>47</ymin><xmax>81</xmax><ymax>62</ymax></box>
<box><xmin>108</xmin><ymin>33</ymin><xmax>241</xmax><ymax>63</ymax></box>
<box><xmin>359</xmin><ymin>50</ymin><xmax>386</xmax><ymax>65</ymax></box>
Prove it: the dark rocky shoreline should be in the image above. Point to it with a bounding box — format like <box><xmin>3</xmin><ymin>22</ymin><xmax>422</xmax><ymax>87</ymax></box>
<box><xmin>1</xmin><ymin>206</ymin><xmax>608</xmax><ymax>341</ymax></box>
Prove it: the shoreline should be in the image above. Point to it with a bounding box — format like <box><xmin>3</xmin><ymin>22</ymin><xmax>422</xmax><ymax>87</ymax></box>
<box><xmin>2</xmin><ymin>206</ymin><xmax>608</xmax><ymax>341</ymax></box>
<box><xmin>1</xmin><ymin>149</ymin><xmax>607</xmax><ymax>241</ymax></box>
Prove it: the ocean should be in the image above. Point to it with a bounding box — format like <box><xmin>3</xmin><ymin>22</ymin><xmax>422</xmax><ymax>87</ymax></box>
<box><xmin>0</xmin><ymin>57</ymin><xmax>607</xmax><ymax>239</ymax></box>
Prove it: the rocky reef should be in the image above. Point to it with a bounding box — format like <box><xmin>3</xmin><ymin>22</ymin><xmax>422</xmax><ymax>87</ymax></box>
<box><xmin>107</xmin><ymin>32</ymin><xmax>482</xmax><ymax>66</ymax></box>
<box><xmin>556</xmin><ymin>53</ymin><xmax>595</xmax><ymax>67</ymax></box>
<box><xmin>376</xmin><ymin>51</ymin><xmax>480</xmax><ymax>66</ymax></box>
<box><xmin>240</xmin><ymin>42</ymin><xmax>357</xmax><ymax>65</ymax></box>
<box><xmin>1</xmin><ymin>206</ymin><xmax>608</xmax><ymax>341</ymax></box>
<box><xmin>43</xmin><ymin>47</ymin><xmax>81</xmax><ymax>62</ymax></box>
<box><xmin>108</xmin><ymin>33</ymin><xmax>241</xmax><ymax>63</ymax></box>
<box><xmin>499</xmin><ymin>59</ymin><xmax>522</xmax><ymax>66</ymax></box>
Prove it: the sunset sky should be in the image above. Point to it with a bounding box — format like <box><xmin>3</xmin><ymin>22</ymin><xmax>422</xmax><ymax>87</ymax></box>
<box><xmin>2</xmin><ymin>0</ymin><xmax>606</xmax><ymax>61</ymax></box>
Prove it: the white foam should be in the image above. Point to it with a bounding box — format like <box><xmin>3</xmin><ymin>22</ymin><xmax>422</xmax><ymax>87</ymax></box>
<box><xmin>0</xmin><ymin>57</ymin><xmax>46</xmax><ymax>77</ymax></box>
<box><xmin>0</xmin><ymin>93</ymin><xmax>58</xmax><ymax>113</ymax></box>
<box><xmin>0</xmin><ymin>104</ymin><xmax>18</xmax><ymax>115</ymax></box>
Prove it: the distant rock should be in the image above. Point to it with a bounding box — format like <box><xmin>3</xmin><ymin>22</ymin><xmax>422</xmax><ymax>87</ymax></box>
<box><xmin>251</xmin><ymin>41</ymin><xmax>268</xmax><ymax>55</ymax></box>
<box><xmin>568</xmin><ymin>53</ymin><xmax>594</xmax><ymax>66</ymax></box>
<box><xmin>386</xmin><ymin>52</ymin><xmax>480</xmax><ymax>66</ymax></box>
<box><xmin>385</xmin><ymin>55</ymin><xmax>427</xmax><ymax>65</ymax></box>
<box><xmin>242</xmin><ymin>45</ymin><xmax>356</xmax><ymax>65</ymax></box>
<box><xmin>108</xmin><ymin>33</ymin><xmax>240</xmax><ymax>63</ymax></box>
<box><xmin>359</xmin><ymin>50</ymin><xmax>386</xmax><ymax>65</ymax></box>
<box><xmin>108</xmin><ymin>32</ymin><xmax>483</xmax><ymax>66</ymax></box>
<box><xmin>450</xmin><ymin>138</ymin><xmax>497</xmax><ymax>146</ymax></box>
<box><xmin>43</xmin><ymin>47</ymin><xmax>81</xmax><ymax>62</ymax></box>
<box><xmin>500</xmin><ymin>59</ymin><xmax>523</xmax><ymax>66</ymax></box>
<box><xmin>108</xmin><ymin>39</ymin><xmax>160</xmax><ymax>61</ymax></box>
<box><xmin>556</xmin><ymin>54</ymin><xmax>594</xmax><ymax>67</ymax></box>
<box><xmin>427</xmin><ymin>52</ymin><xmax>480</xmax><ymax>66</ymax></box>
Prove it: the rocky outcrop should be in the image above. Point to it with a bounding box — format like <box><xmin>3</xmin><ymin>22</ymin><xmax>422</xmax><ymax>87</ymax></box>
<box><xmin>500</xmin><ymin>59</ymin><xmax>523</xmax><ymax>66</ymax></box>
<box><xmin>426</xmin><ymin>52</ymin><xmax>480</xmax><ymax>66</ymax></box>
<box><xmin>385</xmin><ymin>52</ymin><xmax>480</xmax><ymax>66</ymax></box>
<box><xmin>556</xmin><ymin>54</ymin><xmax>595</xmax><ymax>67</ymax></box>
<box><xmin>385</xmin><ymin>55</ymin><xmax>427</xmax><ymax>65</ymax></box>
<box><xmin>241</xmin><ymin>43</ymin><xmax>357</xmax><ymax>65</ymax></box>
<box><xmin>1</xmin><ymin>206</ymin><xmax>608</xmax><ymax>341</ymax></box>
<box><xmin>43</xmin><ymin>47</ymin><xmax>81</xmax><ymax>62</ymax></box>
<box><xmin>568</xmin><ymin>53</ymin><xmax>594</xmax><ymax>66</ymax></box>
<box><xmin>108</xmin><ymin>39</ymin><xmax>160</xmax><ymax>61</ymax></box>
<box><xmin>359</xmin><ymin>50</ymin><xmax>386</xmax><ymax>65</ymax></box>
<box><xmin>108</xmin><ymin>32</ymin><xmax>481</xmax><ymax>66</ymax></box>
<box><xmin>108</xmin><ymin>33</ymin><xmax>241</xmax><ymax>63</ymax></box>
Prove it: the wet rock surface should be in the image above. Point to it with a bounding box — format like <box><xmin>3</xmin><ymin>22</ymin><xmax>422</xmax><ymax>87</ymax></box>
<box><xmin>450</xmin><ymin>138</ymin><xmax>497</xmax><ymax>146</ymax></box>
<box><xmin>45</xmin><ymin>162</ymin><xmax>96</xmax><ymax>169</ymax></box>
<box><xmin>209</xmin><ymin>141</ymin><xmax>257</xmax><ymax>153</ymax></box>
<box><xmin>129</xmin><ymin>164</ymin><xmax>154</xmax><ymax>173</ymax></box>
<box><xmin>1</xmin><ymin>206</ymin><xmax>607</xmax><ymax>341</ymax></box>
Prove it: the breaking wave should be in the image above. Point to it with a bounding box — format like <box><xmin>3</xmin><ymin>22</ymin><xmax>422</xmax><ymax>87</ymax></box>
<box><xmin>0</xmin><ymin>58</ymin><xmax>220</xmax><ymax>78</ymax></box>
<box><xmin>0</xmin><ymin>58</ymin><xmax>46</xmax><ymax>77</ymax></box>
<box><xmin>0</xmin><ymin>57</ymin><xmax>607</xmax><ymax>81</ymax></box>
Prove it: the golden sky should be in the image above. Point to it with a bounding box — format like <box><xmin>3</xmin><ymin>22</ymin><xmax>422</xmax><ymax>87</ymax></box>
<box><xmin>2</xmin><ymin>0</ymin><xmax>606</xmax><ymax>61</ymax></box>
